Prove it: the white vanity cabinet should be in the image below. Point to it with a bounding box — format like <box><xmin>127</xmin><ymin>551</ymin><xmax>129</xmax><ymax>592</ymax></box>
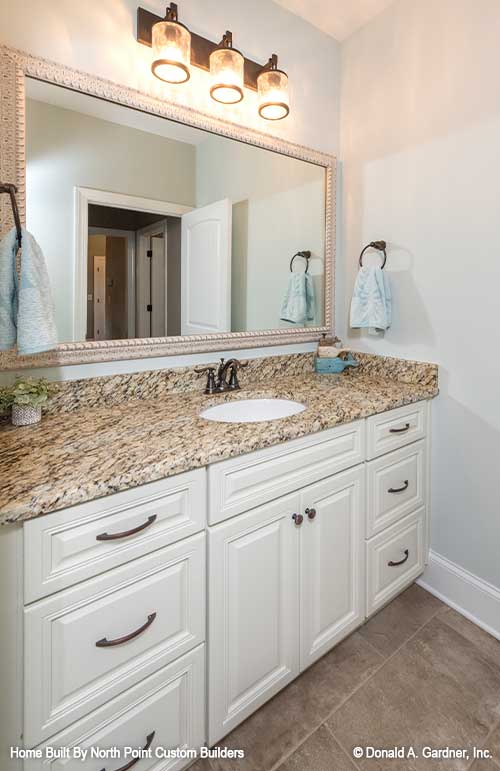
<box><xmin>208</xmin><ymin>465</ymin><xmax>365</xmax><ymax>745</ymax></box>
<box><xmin>1</xmin><ymin>401</ymin><xmax>431</xmax><ymax>769</ymax></box>
<box><xmin>207</xmin><ymin>401</ymin><xmax>430</xmax><ymax>745</ymax></box>
<box><xmin>208</xmin><ymin>464</ymin><xmax>365</xmax><ymax>743</ymax></box>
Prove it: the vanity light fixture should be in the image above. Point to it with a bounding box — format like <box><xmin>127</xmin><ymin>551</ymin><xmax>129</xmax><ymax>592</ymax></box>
<box><xmin>151</xmin><ymin>2</ymin><xmax>191</xmax><ymax>84</ymax></box>
<box><xmin>137</xmin><ymin>5</ymin><xmax>290</xmax><ymax>118</ymax></box>
<box><xmin>209</xmin><ymin>31</ymin><xmax>245</xmax><ymax>105</ymax></box>
<box><xmin>257</xmin><ymin>54</ymin><xmax>290</xmax><ymax>120</ymax></box>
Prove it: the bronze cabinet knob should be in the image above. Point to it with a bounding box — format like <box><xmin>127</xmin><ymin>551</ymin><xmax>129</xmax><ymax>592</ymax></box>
<box><xmin>305</xmin><ymin>508</ymin><xmax>317</xmax><ymax>520</ymax></box>
<box><xmin>292</xmin><ymin>513</ymin><xmax>304</xmax><ymax>526</ymax></box>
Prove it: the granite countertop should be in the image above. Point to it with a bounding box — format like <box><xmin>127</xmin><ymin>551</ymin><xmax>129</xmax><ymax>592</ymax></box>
<box><xmin>0</xmin><ymin>365</ymin><xmax>438</xmax><ymax>525</ymax></box>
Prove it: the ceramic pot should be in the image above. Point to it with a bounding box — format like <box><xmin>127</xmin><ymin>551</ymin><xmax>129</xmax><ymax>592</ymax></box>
<box><xmin>11</xmin><ymin>404</ymin><xmax>42</xmax><ymax>426</ymax></box>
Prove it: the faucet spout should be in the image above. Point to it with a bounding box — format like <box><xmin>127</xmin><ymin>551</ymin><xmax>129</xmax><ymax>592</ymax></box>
<box><xmin>216</xmin><ymin>358</ymin><xmax>248</xmax><ymax>392</ymax></box>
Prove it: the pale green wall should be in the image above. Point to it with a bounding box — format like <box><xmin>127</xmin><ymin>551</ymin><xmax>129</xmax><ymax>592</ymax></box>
<box><xmin>196</xmin><ymin>135</ymin><xmax>326</xmax><ymax>332</ymax></box>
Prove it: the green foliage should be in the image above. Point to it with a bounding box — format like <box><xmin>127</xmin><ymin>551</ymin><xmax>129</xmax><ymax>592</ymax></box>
<box><xmin>2</xmin><ymin>377</ymin><xmax>57</xmax><ymax>410</ymax></box>
<box><xmin>0</xmin><ymin>387</ymin><xmax>14</xmax><ymax>415</ymax></box>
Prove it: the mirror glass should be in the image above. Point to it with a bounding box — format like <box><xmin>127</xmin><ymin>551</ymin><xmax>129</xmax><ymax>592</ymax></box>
<box><xmin>25</xmin><ymin>78</ymin><xmax>327</xmax><ymax>343</ymax></box>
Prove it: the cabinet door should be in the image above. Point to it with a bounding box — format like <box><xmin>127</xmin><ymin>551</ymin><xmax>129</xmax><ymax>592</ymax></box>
<box><xmin>300</xmin><ymin>466</ymin><xmax>365</xmax><ymax>670</ymax></box>
<box><xmin>208</xmin><ymin>493</ymin><xmax>300</xmax><ymax>746</ymax></box>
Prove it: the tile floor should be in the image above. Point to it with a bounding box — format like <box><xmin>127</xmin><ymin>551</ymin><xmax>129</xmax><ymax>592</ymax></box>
<box><xmin>193</xmin><ymin>584</ymin><xmax>500</xmax><ymax>771</ymax></box>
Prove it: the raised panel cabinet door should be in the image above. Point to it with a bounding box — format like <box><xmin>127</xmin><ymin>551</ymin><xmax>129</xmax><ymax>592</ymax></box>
<box><xmin>300</xmin><ymin>466</ymin><xmax>365</xmax><ymax>670</ymax></box>
<box><xmin>208</xmin><ymin>493</ymin><xmax>301</xmax><ymax>746</ymax></box>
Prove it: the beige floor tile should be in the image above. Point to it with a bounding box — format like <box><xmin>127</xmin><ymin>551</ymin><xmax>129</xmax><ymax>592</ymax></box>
<box><xmin>210</xmin><ymin>632</ymin><xmax>383</xmax><ymax>771</ymax></box>
<box><xmin>485</xmin><ymin>723</ymin><xmax>500</xmax><ymax>766</ymax></box>
<box><xmin>277</xmin><ymin>726</ymin><xmax>358</xmax><ymax>771</ymax></box>
<box><xmin>327</xmin><ymin>615</ymin><xmax>500</xmax><ymax>771</ymax></box>
<box><xmin>470</xmin><ymin>760</ymin><xmax>500</xmax><ymax>770</ymax></box>
<box><xmin>438</xmin><ymin>609</ymin><xmax>500</xmax><ymax>670</ymax></box>
<box><xmin>189</xmin><ymin>760</ymin><xmax>214</xmax><ymax>771</ymax></box>
<box><xmin>358</xmin><ymin>584</ymin><xmax>444</xmax><ymax>658</ymax></box>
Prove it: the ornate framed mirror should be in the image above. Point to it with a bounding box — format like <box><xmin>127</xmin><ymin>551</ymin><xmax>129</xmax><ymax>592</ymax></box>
<box><xmin>0</xmin><ymin>45</ymin><xmax>335</xmax><ymax>370</ymax></box>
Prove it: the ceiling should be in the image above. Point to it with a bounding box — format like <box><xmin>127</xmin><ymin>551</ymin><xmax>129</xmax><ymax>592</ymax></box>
<box><xmin>273</xmin><ymin>0</ymin><xmax>396</xmax><ymax>41</ymax></box>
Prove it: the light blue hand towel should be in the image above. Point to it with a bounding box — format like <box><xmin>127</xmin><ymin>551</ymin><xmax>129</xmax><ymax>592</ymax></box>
<box><xmin>350</xmin><ymin>266</ymin><xmax>391</xmax><ymax>332</ymax></box>
<box><xmin>0</xmin><ymin>227</ymin><xmax>57</xmax><ymax>354</ymax></box>
<box><xmin>0</xmin><ymin>227</ymin><xmax>18</xmax><ymax>350</ymax></box>
<box><xmin>280</xmin><ymin>272</ymin><xmax>316</xmax><ymax>325</ymax></box>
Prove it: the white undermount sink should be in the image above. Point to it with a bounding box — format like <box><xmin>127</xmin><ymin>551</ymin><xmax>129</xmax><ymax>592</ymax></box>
<box><xmin>200</xmin><ymin>398</ymin><xmax>306</xmax><ymax>423</ymax></box>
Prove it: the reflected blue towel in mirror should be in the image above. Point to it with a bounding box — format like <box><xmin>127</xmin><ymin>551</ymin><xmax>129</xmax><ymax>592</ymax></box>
<box><xmin>0</xmin><ymin>227</ymin><xmax>57</xmax><ymax>354</ymax></box>
<box><xmin>281</xmin><ymin>272</ymin><xmax>316</xmax><ymax>325</ymax></box>
<box><xmin>350</xmin><ymin>266</ymin><xmax>391</xmax><ymax>332</ymax></box>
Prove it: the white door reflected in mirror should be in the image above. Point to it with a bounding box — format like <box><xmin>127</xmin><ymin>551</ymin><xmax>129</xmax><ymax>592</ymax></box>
<box><xmin>181</xmin><ymin>199</ymin><xmax>232</xmax><ymax>335</ymax></box>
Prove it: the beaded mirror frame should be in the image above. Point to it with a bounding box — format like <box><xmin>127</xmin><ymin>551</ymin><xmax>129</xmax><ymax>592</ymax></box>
<box><xmin>0</xmin><ymin>45</ymin><xmax>335</xmax><ymax>370</ymax></box>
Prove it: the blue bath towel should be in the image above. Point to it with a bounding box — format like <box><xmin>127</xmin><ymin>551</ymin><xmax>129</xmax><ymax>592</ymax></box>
<box><xmin>350</xmin><ymin>266</ymin><xmax>391</xmax><ymax>332</ymax></box>
<box><xmin>0</xmin><ymin>227</ymin><xmax>57</xmax><ymax>354</ymax></box>
<box><xmin>281</xmin><ymin>272</ymin><xmax>316</xmax><ymax>325</ymax></box>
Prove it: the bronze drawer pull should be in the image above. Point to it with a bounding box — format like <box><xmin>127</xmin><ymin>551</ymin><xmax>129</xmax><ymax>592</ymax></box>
<box><xmin>389</xmin><ymin>423</ymin><xmax>410</xmax><ymax>434</ymax></box>
<box><xmin>96</xmin><ymin>515</ymin><xmax>157</xmax><ymax>541</ymax></box>
<box><xmin>95</xmin><ymin>613</ymin><xmax>157</xmax><ymax>648</ymax></box>
<box><xmin>305</xmin><ymin>508</ymin><xmax>317</xmax><ymax>520</ymax></box>
<box><xmin>99</xmin><ymin>731</ymin><xmax>155</xmax><ymax>771</ymax></box>
<box><xmin>292</xmin><ymin>513</ymin><xmax>304</xmax><ymax>526</ymax></box>
<box><xmin>388</xmin><ymin>480</ymin><xmax>409</xmax><ymax>494</ymax></box>
<box><xmin>388</xmin><ymin>549</ymin><xmax>409</xmax><ymax>567</ymax></box>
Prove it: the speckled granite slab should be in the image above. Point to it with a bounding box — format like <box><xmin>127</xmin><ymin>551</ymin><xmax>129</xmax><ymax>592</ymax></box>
<box><xmin>0</xmin><ymin>351</ymin><xmax>438</xmax><ymax>524</ymax></box>
<box><xmin>36</xmin><ymin>351</ymin><xmax>437</xmax><ymax>414</ymax></box>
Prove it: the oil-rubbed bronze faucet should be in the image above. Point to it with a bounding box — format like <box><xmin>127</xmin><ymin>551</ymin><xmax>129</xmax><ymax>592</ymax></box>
<box><xmin>195</xmin><ymin>358</ymin><xmax>248</xmax><ymax>394</ymax></box>
<box><xmin>216</xmin><ymin>358</ymin><xmax>248</xmax><ymax>391</ymax></box>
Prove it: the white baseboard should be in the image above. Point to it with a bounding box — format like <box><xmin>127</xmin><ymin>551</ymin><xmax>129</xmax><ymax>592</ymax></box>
<box><xmin>417</xmin><ymin>550</ymin><xmax>500</xmax><ymax>641</ymax></box>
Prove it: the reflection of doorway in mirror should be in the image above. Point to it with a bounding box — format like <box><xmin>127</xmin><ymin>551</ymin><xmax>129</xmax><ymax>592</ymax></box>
<box><xmin>75</xmin><ymin>188</ymin><xmax>192</xmax><ymax>342</ymax></box>
<box><xmin>136</xmin><ymin>223</ymin><xmax>167</xmax><ymax>339</ymax></box>
<box><xmin>93</xmin><ymin>255</ymin><xmax>106</xmax><ymax>340</ymax></box>
<box><xmin>87</xmin><ymin>228</ymin><xmax>134</xmax><ymax>341</ymax></box>
<box><xmin>87</xmin><ymin>207</ymin><xmax>184</xmax><ymax>341</ymax></box>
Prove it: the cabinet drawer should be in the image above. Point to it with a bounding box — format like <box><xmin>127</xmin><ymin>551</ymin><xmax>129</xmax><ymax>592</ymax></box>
<box><xmin>24</xmin><ymin>533</ymin><xmax>205</xmax><ymax>747</ymax></box>
<box><xmin>366</xmin><ymin>402</ymin><xmax>427</xmax><ymax>460</ymax></box>
<box><xmin>26</xmin><ymin>645</ymin><xmax>205</xmax><ymax>771</ymax></box>
<box><xmin>24</xmin><ymin>468</ymin><xmax>206</xmax><ymax>602</ymax></box>
<box><xmin>366</xmin><ymin>441</ymin><xmax>426</xmax><ymax>537</ymax></box>
<box><xmin>366</xmin><ymin>510</ymin><xmax>424</xmax><ymax>616</ymax></box>
<box><xmin>208</xmin><ymin>421</ymin><xmax>365</xmax><ymax>525</ymax></box>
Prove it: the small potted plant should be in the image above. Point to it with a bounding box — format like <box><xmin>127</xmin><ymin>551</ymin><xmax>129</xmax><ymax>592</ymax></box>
<box><xmin>7</xmin><ymin>377</ymin><xmax>57</xmax><ymax>427</ymax></box>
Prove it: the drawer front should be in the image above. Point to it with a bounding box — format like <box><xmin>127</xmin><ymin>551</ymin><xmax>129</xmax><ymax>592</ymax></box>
<box><xmin>26</xmin><ymin>645</ymin><xmax>205</xmax><ymax>771</ymax></box>
<box><xmin>24</xmin><ymin>533</ymin><xmax>205</xmax><ymax>746</ymax></box>
<box><xmin>208</xmin><ymin>421</ymin><xmax>365</xmax><ymax>525</ymax></box>
<box><xmin>366</xmin><ymin>402</ymin><xmax>427</xmax><ymax>460</ymax></box>
<box><xmin>24</xmin><ymin>468</ymin><xmax>207</xmax><ymax>603</ymax></box>
<box><xmin>366</xmin><ymin>509</ymin><xmax>424</xmax><ymax>616</ymax></box>
<box><xmin>366</xmin><ymin>441</ymin><xmax>426</xmax><ymax>537</ymax></box>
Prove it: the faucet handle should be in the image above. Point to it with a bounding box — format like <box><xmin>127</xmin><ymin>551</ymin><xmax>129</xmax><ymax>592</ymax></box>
<box><xmin>194</xmin><ymin>365</ymin><xmax>217</xmax><ymax>394</ymax></box>
<box><xmin>227</xmin><ymin>359</ymin><xmax>248</xmax><ymax>390</ymax></box>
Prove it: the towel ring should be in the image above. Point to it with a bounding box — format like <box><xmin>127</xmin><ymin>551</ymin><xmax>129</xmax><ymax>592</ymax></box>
<box><xmin>0</xmin><ymin>182</ymin><xmax>22</xmax><ymax>246</ymax></box>
<box><xmin>359</xmin><ymin>241</ymin><xmax>387</xmax><ymax>269</ymax></box>
<box><xmin>290</xmin><ymin>250</ymin><xmax>312</xmax><ymax>273</ymax></box>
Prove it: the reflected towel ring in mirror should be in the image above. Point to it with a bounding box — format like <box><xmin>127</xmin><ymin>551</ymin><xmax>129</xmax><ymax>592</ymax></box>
<box><xmin>359</xmin><ymin>240</ymin><xmax>387</xmax><ymax>269</ymax></box>
<box><xmin>290</xmin><ymin>250</ymin><xmax>311</xmax><ymax>273</ymax></box>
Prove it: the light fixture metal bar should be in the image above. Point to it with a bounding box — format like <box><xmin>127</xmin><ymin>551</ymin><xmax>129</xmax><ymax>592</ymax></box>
<box><xmin>137</xmin><ymin>7</ymin><xmax>262</xmax><ymax>91</ymax></box>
